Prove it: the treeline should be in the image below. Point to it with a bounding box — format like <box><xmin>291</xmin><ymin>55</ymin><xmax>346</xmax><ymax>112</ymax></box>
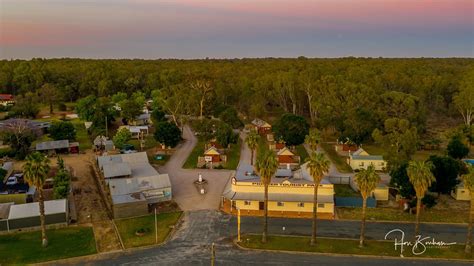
<box><xmin>0</xmin><ymin>57</ymin><xmax>473</xmax><ymax>143</ymax></box>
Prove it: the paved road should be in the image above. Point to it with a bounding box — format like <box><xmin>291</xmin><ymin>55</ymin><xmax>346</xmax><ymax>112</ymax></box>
<box><xmin>159</xmin><ymin>125</ymin><xmax>233</xmax><ymax>211</ymax></box>
<box><xmin>237</xmin><ymin>215</ymin><xmax>468</xmax><ymax>243</ymax></box>
<box><xmin>65</xmin><ymin>211</ymin><xmax>470</xmax><ymax>266</ymax></box>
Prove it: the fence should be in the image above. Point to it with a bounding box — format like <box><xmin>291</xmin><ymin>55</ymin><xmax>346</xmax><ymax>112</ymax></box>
<box><xmin>327</xmin><ymin>175</ymin><xmax>350</xmax><ymax>185</ymax></box>
<box><xmin>335</xmin><ymin>197</ymin><xmax>376</xmax><ymax>208</ymax></box>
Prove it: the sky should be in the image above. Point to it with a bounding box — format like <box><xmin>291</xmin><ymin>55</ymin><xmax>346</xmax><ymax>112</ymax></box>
<box><xmin>0</xmin><ymin>0</ymin><xmax>473</xmax><ymax>59</ymax></box>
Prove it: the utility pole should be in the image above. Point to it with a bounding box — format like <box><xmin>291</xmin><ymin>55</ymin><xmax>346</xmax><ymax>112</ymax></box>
<box><xmin>155</xmin><ymin>208</ymin><xmax>158</xmax><ymax>244</ymax></box>
<box><xmin>211</xmin><ymin>242</ymin><xmax>216</xmax><ymax>266</ymax></box>
<box><xmin>105</xmin><ymin>116</ymin><xmax>108</xmax><ymax>138</ymax></box>
<box><xmin>237</xmin><ymin>208</ymin><xmax>241</xmax><ymax>242</ymax></box>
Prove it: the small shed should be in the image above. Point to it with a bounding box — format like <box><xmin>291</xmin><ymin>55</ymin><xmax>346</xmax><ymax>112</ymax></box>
<box><xmin>135</xmin><ymin>113</ymin><xmax>152</xmax><ymax>126</ymax></box>
<box><xmin>204</xmin><ymin>147</ymin><xmax>222</xmax><ymax>163</ymax></box>
<box><xmin>251</xmin><ymin>118</ymin><xmax>272</xmax><ymax>135</ymax></box>
<box><xmin>7</xmin><ymin>199</ymin><xmax>68</xmax><ymax>230</ymax></box>
<box><xmin>452</xmin><ymin>183</ymin><xmax>471</xmax><ymax>201</ymax></box>
<box><xmin>36</xmin><ymin>140</ymin><xmax>77</xmax><ymax>154</ymax></box>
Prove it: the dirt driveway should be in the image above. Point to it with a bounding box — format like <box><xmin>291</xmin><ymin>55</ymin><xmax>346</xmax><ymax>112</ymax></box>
<box><xmin>62</xmin><ymin>152</ymin><xmax>122</xmax><ymax>252</ymax></box>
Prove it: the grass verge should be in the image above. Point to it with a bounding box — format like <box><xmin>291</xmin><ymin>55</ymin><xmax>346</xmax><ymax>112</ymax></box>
<box><xmin>320</xmin><ymin>143</ymin><xmax>353</xmax><ymax>173</ymax></box>
<box><xmin>0</xmin><ymin>226</ymin><xmax>97</xmax><ymax>264</ymax></box>
<box><xmin>71</xmin><ymin>119</ymin><xmax>91</xmax><ymax>151</ymax></box>
<box><xmin>295</xmin><ymin>145</ymin><xmax>309</xmax><ymax>163</ymax></box>
<box><xmin>115</xmin><ymin>211</ymin><xmax>182</xmax><ymax>248</ymax></box>
<box><xmin>224</xmin><ymin>138</ymin><xmax>241</xmax><ymax>170</ymax></box>
<box><xmin>183</xmin><ymin>138</ymin><xmax>241</xmax><ymax>170</ymax></box>
<box><xmin>239</xmin><ymin>234</ymin><xmax>472</xmax><ymax>260</ymax></box>
<box><xmin>336</xmin><ymin>207</ymin><xmax>468</xmax><ymax>223</ymax></box>
<box><xmin>182</xmin><ymin>139</ymin><xmax>205</xmax><ymax>169</ymax></box>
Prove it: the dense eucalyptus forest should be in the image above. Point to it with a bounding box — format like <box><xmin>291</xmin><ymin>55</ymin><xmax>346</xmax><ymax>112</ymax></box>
<box><xmin>0</xmin><ymin>57</ymin><xmax>473</xmax><ymax>145</ymax></box>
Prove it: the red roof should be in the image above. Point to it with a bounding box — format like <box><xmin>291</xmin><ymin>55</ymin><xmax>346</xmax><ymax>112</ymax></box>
<box><xmin>278</xmin><ymin>155</ymin><xmax>297</xmax><ymax>164</ymax></box>
<box><xmin>0</xmin><ymin>94</ymin><xmax>13</xmax><ymax>101</ymax></box>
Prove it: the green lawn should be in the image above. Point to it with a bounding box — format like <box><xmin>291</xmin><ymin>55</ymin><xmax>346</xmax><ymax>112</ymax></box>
<box><xmin>0</xmin><ymin>226</ymin><xmax>97</xmax><ymax>264</ymax></box>
<box><xmin>115</xmin><ymin>212</ymin><xmax>182</xmax><ymax>248</ymax></box>
<box><xmin>34</xmin><ymin>118</ymin><xmax>91</xmax><ymax>151</ymax></box>
<box><xmin>128</xmin><ymin>135</ymin><xmax>158</xmax><ymax>150</ymax></box>
<box><xmin>224</xmin><ymin>138</ymin><xmax>242</xmax><ymax>170</ymax></box>
<box><xmin>257</xmin><ymin>135</ymin><xmax>269</xmax><ymax>157</ymax></box>
<box><xmin>334</xmin><ymin>184</ymin><xmax>360</xmax><ymax>197</ymax></box>
<box><xmin>364</xmin><ymin>144</ymin><xmax>443</xmax><ymax>162</ymax></box>
<box><xmin>320</xmin><ymin>143</ymin><xmax>353</xmax><ymax>173</ymax></box>
<box><xmin>183</xmin><ymin>139</ymin><xmax>206</xmax><ymax>169</ymax></box>
<box><xmin>336</xmin><ymin>207</ymin><xmax>468</xmax><ymax>223</ymax></box>
<box><xmin>295</xmin><ymin>144</ymin><xmax>309</xmax><ymax>163</ymax></box>
<box><xmin>183</xmin><ymin>138</ymin><xmax>241</xmax><ymax>170</ymax></box>
<box><xmin>70</xmin><ymin>119</ymin><xmax>91</xmax><ymax>150</ymax></box>
<box><xmin>239</xmin><ymin>234</ymin><xmax>471</xmax><ymax>260</ymax></box>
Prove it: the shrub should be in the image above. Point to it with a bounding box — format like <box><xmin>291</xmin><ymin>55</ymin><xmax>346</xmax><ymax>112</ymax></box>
<box><xmin>58</xmin><ymin>103</ymin><xmax>67</xmax><ymax>111</ymax></box>
<box><xmin>421</xmin><ymin>194</ymin><xmax>437</xmax><ymax>208</ymax></box>
<box><xmin>113</xmin><ymin>127</ymin><xmax>132</xmax><ymax>149</ymax></box>
<box><xmin>49</xmin><ymin>121</ymin><xmax>76</xmax><ymax>141</ymax></box>
<box><xmin>447</xmin><ymin>135</ymin><xmax>469</xmax><ymax>159</ymax></box>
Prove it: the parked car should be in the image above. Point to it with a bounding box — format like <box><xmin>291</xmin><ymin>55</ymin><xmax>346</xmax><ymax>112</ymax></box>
<box><xmin>6</xmin><ymin>176</ymin><xmax>18</xmax><ymax>186</ymax></box>
<box><xmin>120</xmin><ymin>144</ymin><xmax>137</xmax><ymax>154</ymax></box>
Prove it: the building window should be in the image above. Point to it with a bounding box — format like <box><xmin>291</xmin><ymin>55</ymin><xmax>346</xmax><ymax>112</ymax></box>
<box><xmin>244</xmin><ymin>200</ymin><xmax>251</xmax><ymax>205</ymax></box>
<box><xmin>359</xmin><ymin>162</ymin><xmax>364</xmax><ymax>167</ymax></box>
<box><xmin>297</xmin><ymin>202</ymin><xmax>304</xmax><ymax>207</ymax></box>
<box><xmin>317</xmin><ymin>203</ymin><xmax>325</xmax><ymax>208</ymax></box>
<box><xmin>277</xmin><ymin>202</ymin><xmax>284</xmax><ymax>207</ymax></box>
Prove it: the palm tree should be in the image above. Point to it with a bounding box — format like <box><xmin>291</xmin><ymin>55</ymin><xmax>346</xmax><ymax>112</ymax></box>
<box><xmin>305</xmin><ymin>128</ymin><xmax>321</xmax><ymax>152</ymax></box>
<box><xmin>23</xmin><ymin>152</ymin><xmax>51</xmax><ymax>247</ymax></box>
<box><xmin>255</xmin><ymin>150</ymin><xmax>279</xmax><ymax>243</ymax></box>
<box><xmin>407</xmin><ymin>160</ymin><xmax>435</xmax><ymax>237</ymax></box>
<box><xmin>461</xmin><ymin>165</ymin><xmax>474</xmax><ymax>253</ymax></box>
<box><xmin>245</xmin><ymin>129</ymin><xmax>259</xmax><ymax>165</ymax></box>
<box><xmin>354</xmin><ymin>165</ymin><xmax>380</xmax><ymax>247</ymax></box>
<box><xmin>305</xmin><ymin>152</ymin><xmax>330</xmax><ymax>245</ymax></box>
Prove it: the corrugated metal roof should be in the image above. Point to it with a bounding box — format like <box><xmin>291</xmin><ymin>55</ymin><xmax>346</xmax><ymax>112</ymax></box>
<box><xmin>351</xmin><ymin>155</ymin><xmax>384</xmax><ymax>160</ymax></box>
<box><xmin>36</xmin><ymin>140</ymin><xmax>70</xmax><ymax>151</ymax></box>
<box><xmin>251</xmin><ymin>118</ymin><xmax>271</xmax><ymax>128</ymax></box>
<box><xmin>8</xmin><ymin>199</ymin><xmax>67</xmax><ymax>219</ymax></box>
<box><xmin>112</xmin><ymin>193</ymin><xmax>146</xmax><ymax>204</ymax></box>
<box><xmin>136</xmin><ymin>113</ymin><xmax>151</xmax><ymax>120</ymax></box>
<box><xmin>107</xmin><ymin>174</ymin><xmax>171</xmax><ymax>196</ymax></box>
<box><xmin>103</xmin><ymin>162</ymin><xmax>131</xmax><ymax>178</ymax></box>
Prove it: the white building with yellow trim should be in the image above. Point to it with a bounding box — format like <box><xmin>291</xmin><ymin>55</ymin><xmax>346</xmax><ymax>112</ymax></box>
<box><xmin>348</xmin><ymin>148</ymin><xmax>387</xmax><ymax>171</ymax></box>
<box><xmin>222</xmin><ymin>163</ymin><xmax>335</xmax><ymax>218</ymax></box>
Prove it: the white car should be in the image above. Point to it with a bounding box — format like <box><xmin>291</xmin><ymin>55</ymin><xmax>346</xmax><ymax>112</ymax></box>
<box><xmin>6</xmin><ymin>176</ymin><xmax>18</xmax><ymax>186</ymax></box>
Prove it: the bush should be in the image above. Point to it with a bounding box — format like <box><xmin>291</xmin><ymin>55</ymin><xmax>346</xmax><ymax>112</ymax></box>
<box><xmin>0</xmin><ymin>148</ymin><xmax>15</xmax><ymax>158</ymax></box>
<box><xmin>49</xmin><ymin>121</ymin><xmax>76</xmax><ymax>141</ymax></box>
<box><xmin>151</xmin><ymin>108</ymin><xmax>167</xmax><ymax>124</ymax></box>
<box><xmin>422</xmin><ymin>194</ymin><xmax>437</xmax><ymax>208</ymax></box>
<box><xmin>58</xmin><ymin>103</ymin><xmax>67</xmax><ymax>111</ymax></box>
<box><xmin>272</xmin><ymin>113</ymin><xmax>309</xmax><ymax>146</ymax></box>
<box><xmin>113</xmin><ymin>127</ymin><xmax>132</xmax><ymax>149</ymax></box>
<box><xmin>219</xmin><ymin>107</ymin><xmax>243</xmax><ymax>129</ymax></box>
<box><xmin>447</xmin><ymin>135</ymin><xmax>469</xmax><ymax>159</ymax></box>
<box><xmin>154</xmin><ymin>122</ymin><xmax>181</xmax><ymax>148</ymax></box>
